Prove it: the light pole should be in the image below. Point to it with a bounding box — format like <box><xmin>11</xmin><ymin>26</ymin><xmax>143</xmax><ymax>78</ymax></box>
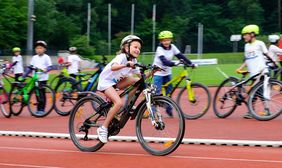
<box><xmin>27</xmin><ymin>0</ymin><xmax>35</xmax><ymax>56</ymax></box>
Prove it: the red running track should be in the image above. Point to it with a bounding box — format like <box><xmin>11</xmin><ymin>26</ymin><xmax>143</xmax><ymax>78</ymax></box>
<box><xmin>0</xmin><ymin>136</ymin><xmax>282</xmax><ymax>168</ymax></box>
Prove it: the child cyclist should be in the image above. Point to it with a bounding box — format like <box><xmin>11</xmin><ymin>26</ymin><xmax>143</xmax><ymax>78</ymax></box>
<box><xmin>268</xmin><ymin>35</ymin><xmax>282</xmax><ymax>78</ymax></box>
<box><xmin>23</xmin><ymin>41</ymin><xmax>52</xmax><ymax>115</ymax></box>
<box><xmin>11</xmin><ymin>47</ymin><xmax>24</xmax><ymax>81</ymax></box>
<box><xmin>66</xmin><ymin>47</ymin><xmax>81</xmax><ymax>79</ymax></box>
<box><xmin>236</xmin><ymin>25</ymin><xmax>275</xmax><ymax>119</ymax></box>
<box><xmin>97</xmin><ymin>35</ymin><xmax>154</xmax><ymax>143</ymax></box>
<box><xmin>152</xmin><ymin>30</ymin><xmax>195</xmax><ymax>117</ymax></box>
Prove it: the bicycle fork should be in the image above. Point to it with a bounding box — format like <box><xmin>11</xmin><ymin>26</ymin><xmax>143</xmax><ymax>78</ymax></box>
<box><xmin>185</xmin><ymin>79</ymin><xmax>195</xmax><ymax>102</ymax></box>
<box><xmin>143</xmin><ymin>88</ymin><xmax>164</xmax><ymax>130</ymax></box>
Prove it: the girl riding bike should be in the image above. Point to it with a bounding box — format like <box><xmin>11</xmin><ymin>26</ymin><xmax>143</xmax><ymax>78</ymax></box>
<box><xmin>96</xmin><ymin>35</ymin><xmax>155</xmax><ymax>143</ymax></box>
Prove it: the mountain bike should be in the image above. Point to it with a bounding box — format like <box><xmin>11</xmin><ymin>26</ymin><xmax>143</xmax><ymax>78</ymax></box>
<box><xmin>9</xmin><ymin>66</ymin><xmax>55</xmax><ymax>117</ymax></box>
<box><xmin>69</xmin><ymin>64</ymin><xmax>185</xmax><ymax>156</ymax></box>
<box><xmin>161</xmin><ymin>59</ymin><xmax>211</xmax><ymax>119</ymax></box>
<box><xmin>54</xmin><ymin>57</ymin><xmax>107</xmax><ymax>116</ymax></box>
<box><xmin>213</xmin><ymin>69</ymin><xmax>282</xmax><ymax>119</ymax></box>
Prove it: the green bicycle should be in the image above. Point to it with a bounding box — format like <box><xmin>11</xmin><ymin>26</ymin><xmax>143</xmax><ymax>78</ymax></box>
<box><xmin>9</xmin><ymin>66</ymin><xmax>55</xmax><ymax>117</ymax></box>
<box><xmin>161</xmin><ymin>60</ymin><xmax>211</xmax><ymax>119</ymax></box>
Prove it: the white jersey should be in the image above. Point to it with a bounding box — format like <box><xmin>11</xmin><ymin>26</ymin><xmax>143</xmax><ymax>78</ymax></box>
<box><xmin>244</xmin><ymin>40</ymin><xmax>268</xmax><ymax>77</ymax></box>
<box><xmin>97</xmin><ymin>53</ymin><xmax>140</xmax><ymax>91</ymax></box>
<box><xmin>30</xmin><ymin>54</ymin><xmax>52</xmax><ymax>81</ymax></box>
<box><xmin>153</xmin><ymin>44</ymin><xmax>180</xmax><ymax>76</ymax></box>
<box><xmin>67</xmin><ymin>54</ymin><xmax>81</xmax><ymax>74</ymax></box>
<box><xmin>268</xmin><ymin>44</ymin><xmax>282</xmax><ymax>62</ymax></box>
<box><xmin>12</xmin><ymin>55</ymin><xmax>24</xmax><ymax>74</ymax></box>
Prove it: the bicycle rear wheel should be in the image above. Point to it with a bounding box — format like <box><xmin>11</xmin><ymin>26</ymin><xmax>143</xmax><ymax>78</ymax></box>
<box><xmin>28</xmin><ymin>85</ymin><xmax>55</xmax><ymax>117</ymax></box>
<box><xmin>213</xmin><ymin>77</ymin><xmax>239</xmax><ymax>118</ymax></box>
<box><xmin>0</xmin><ymin>87</ymin><xmax>11</xmax><ymax>118</ymax></box>
<box><xmin>176</xmin><ymin>82</ymin><xmax>211</xmax><ymax>119</ymax></box>
<box><xmin>54</xmin><ymin>78</ymin><xmax>82</xmax><ymax>116</ymax></box>
<box><xmin>69</xmin><ymin>96</ymin><xmax>106</xmax><ymax>152</ymax></box>
<box><xmin>9</xmin><ymin>84</ymin><xmax>24</xmax><ymax>116</ymax></box>
<box><xmin>248</xmin><ymin>79</ymin><xmax>282</xmax><ymax>121</ymax></box>
<box><xmin>135</xmin><ymin>96</ymin><xmax>185</xmax><ymax>156</ymax></box>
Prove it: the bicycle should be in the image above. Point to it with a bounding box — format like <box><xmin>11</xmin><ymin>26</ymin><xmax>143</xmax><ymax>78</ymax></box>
<box><xmin>160</xmin><ymin>59</ymin><xmax>211</xmax><ymax>119</ymax></box>
<box><xmin>69</xmin><ymin>64</ymin><xmax>185</xmax><ymax>156</ymax></box>
<box><xmin>247</xmin><ymin>75</ymin><xmax>282</xmax><ymax>121</ymax></box>
<box><xmin>54</xmin><ymin>56</ymin><xmax>107</xmax><ymax>116</ymax></box>
<box><xmin>9</xmin><ymin>66</ymin><xmax>55</xmax><ymax>117</ymax></box>
<box><xmin>213</xmin><ymin>69</ymin><xmax>282</xmax><ymax>119</ymax></box>
<box><xmin>0</xmin><ymin>64</ymin><xmax>12</xmax><ymax>118</ymax></box>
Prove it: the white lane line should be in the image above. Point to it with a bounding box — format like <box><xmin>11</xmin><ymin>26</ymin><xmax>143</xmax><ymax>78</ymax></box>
<box><xmin>0</xmin><ymin>163</ymin><xmax>62</xmax><ymax>168</ymax></box>
<box><xmin>0</xmin><ymin>146</ymin><xmax>282</xmax><ymax>164</ymax></box>
<box><xmin>1</xmin><ymin>131</ymin><xmax>282</xmax><ymax>147</ymax></box>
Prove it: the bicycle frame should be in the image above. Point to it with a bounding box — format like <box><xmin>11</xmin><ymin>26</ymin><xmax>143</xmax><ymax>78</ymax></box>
<box><xmin>15</xmin><ymin>71</ymin><xmax>41</xmax><ymax>104</ymax></box>
<box><xmin>161</xmin><ymin>66</ymin><xmax>195</xmax><ymax>101</ymax></box>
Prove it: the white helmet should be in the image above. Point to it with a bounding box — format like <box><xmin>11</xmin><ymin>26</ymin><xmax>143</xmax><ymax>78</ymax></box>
<box><xmin>69</xmin><ymin>47</ymin><xmax>77</xmax><ymax>52</ymax></box>
<box><xmin>268</xmin><ymin>35</ymin><xmax>280</xmax><ymax>43</ymax></box>
<box><xmin>120</xmin><ymin>35</ymin><xmax>143</xmax><ymax>49</ymax></box>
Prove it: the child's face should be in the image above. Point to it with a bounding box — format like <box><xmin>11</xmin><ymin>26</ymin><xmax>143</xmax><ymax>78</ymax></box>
<box><xmin>243</xmin><ymin>33</ymin><xmax>252</xmax><ymax>42</ymax></box>
<box><xmin>160</xmin><ymin>38</ymin><xmax>172</xmax><ymax>48</ymax></box>
<box><xmin>35</xmin><ymin>46</ymin><xmax>46</xmax><ymax>55</ymax></box>
<box><xmin>127</xmin><ymin>41</ymin><xmax>141</xmax><ymax>58</ymax></box>
<box><xmin>14</xmin><ymin>52</ymin><xmax>20</xmax><ymax>56</ymax></box>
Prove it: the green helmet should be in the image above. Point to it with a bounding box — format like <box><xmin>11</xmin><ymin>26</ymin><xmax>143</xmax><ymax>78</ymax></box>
<box><xmin>241</xmin><ymin>25</ymin><xmax>259</xmax><ymax>35</ymax></box>
<box><xmin>12</xmin><ymin>47</ymin><xmax>21</xmax><ymax>53</ymax></box>
<box><xmin>158</xmin><ymin>31</ymin><xmax>173</xmax><ymax>40</ymax></box>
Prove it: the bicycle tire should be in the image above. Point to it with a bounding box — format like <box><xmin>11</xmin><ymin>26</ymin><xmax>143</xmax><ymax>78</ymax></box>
<box><xmin>0</xmin><ymin>87</ymin><xmax>11</xmax><ymax>118</ymax></box>
<box><xmin>9</xmin><ymin>84</ymin><xmax>24</xmax><ymax>116</ymax></box>
<box><xmin>54</xmin><ymin>78</ymin><xmax>82</xmax><ymax>116</ymax></box>
<box><xmin>176</xmin><ymin>82</ymin><xmax>211</xmax><ymax>119</ymax></box>
<box><xmin>213</xmin><ymin>77</ymin><xmax>239</xmax><ymax>118</ymax></box>
<box><xmin>28</xmin><ymin>85</ymin><xmax>55</xmax><ymax>117</ymax></box>
<box><xmin>69</xmin><ymin>95</ymin><xmax>106</xmax><ymax>152</ymax></box>
<box><xmin>248</xmin><ymin>79</ymin><xmax>282</xmax><ymax>121</ymax></box>
<box><xmin>135</xmin><ymin>96</ymin><xmax>185</xmax><ymax>156</ymax></box>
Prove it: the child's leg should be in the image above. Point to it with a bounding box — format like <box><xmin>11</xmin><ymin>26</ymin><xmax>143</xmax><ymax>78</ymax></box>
<box><xmin>163</xmin><ymin>75</ymin><xmax>173</xmax><ymax>115</ymax></box>
<box><xmin>116</xmin><ymin>76</ymin><xmax>139</xmax><ymax>101</ymax></box>
<box><xmin>37</xmin><ymin>81</ymin><xmax>47</xmax><ymax>111</ymax></box>
<box><xmin>103</xmin><ymin>87</ymin><xmax>123</xmax><ymax>128</ymax></box>
<box><xmin>153</xmin><ymin>75</ymin><xmax>163</xmax><ymax>95</ymax></box>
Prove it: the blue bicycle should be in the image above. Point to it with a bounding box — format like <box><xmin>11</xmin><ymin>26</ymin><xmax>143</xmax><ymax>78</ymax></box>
<box><xmin>54</xmin><ymin>57</ymin><xmax>107</xmax><ymax>116</ymax></box>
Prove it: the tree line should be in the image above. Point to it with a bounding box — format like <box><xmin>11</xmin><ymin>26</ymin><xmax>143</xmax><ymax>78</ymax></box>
<box><xmin>0</xmin><ymin>0</ymin><xmax>280</xmax><ymax>56</ymax></box>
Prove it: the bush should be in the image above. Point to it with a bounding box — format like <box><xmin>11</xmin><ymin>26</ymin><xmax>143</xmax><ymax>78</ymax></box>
<box><xmin>70</xmin><ymin>35</ymin><xmax>95</xmax><ymax>56</ymax></box>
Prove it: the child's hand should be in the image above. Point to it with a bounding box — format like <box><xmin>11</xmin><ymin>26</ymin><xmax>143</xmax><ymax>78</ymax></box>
<box><xmin>235</xmin><ymin>68</ymin><xmax>242</xmax><ymax>74</ymax></box>
<box><xmin>126</xmin><ymin>61</ymin><xmax>135</xmax><ymax>68</ymax></box>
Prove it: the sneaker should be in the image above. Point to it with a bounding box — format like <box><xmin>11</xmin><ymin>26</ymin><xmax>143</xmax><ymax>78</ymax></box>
<box><xmin>97</xmin><ymin>126</ymin><xmax>108</xmax><ymax>143</ymax></box>
<box><xmin>243</xmin><ymin>113</ymin><xmax>253</xmax><ymax>119</ymax></box>
<box><xmin>35</xmin><ymin>110</ymin><xmax>45</xmax><ymax>115</ymax></box>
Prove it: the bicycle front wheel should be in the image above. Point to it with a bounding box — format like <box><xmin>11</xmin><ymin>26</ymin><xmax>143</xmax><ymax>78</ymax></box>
<box><xmin>248</xmin><ymin>79</ymin><xmax>282</xmax><ymax>121</ymax></box>
<box><xmin>69</xmin><ymin>96</ymin><xmax>106</xmax><ymax>152</ymax></box>
<box><xmin>0</xmin><ymin>87</ymin><xmax>11</xmax><ymax>118</ymax></box>
<box><xmin>213</xmin><ymin>77</ymin><xmax>239</xmax><ymax>118</ymax></box>
<box><xmin>9</xmin><ymin>84</ymin><xmax>24</xmax><ymax>116</ymax></box>
<box><xmin>176</xmin><ymin>83</ymin><xmax>211</xmax><ymax>119</ymax></box>
<box><xmin>136</xmin><ymin>96</ymin><xmax>185</xmax><ymax>156</ymax></box>
<box><xmin>55</xmin><ymin>78</ymin><xmax>82</xmax><ymax>116</ymax></box>
<box><xmin>28</xmin><ymin>85</ymin><xmax>55</xmax><ymax>117</ymax></box>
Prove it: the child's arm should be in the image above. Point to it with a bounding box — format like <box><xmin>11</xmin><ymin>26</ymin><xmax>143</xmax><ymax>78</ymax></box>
<box><xmin>236</xmin><ymin>62</ymin><xmax>247</xmax><ymax>72</ymax></box>
<box><xmin>175</xmin><ymin>53</ymin><xmax>193</xmax><ymax>65</ymax></box>
<box><xmin>111</xmin><ymin>61</ymin><xmax>133</xmax><ymax>71</ymax></box>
